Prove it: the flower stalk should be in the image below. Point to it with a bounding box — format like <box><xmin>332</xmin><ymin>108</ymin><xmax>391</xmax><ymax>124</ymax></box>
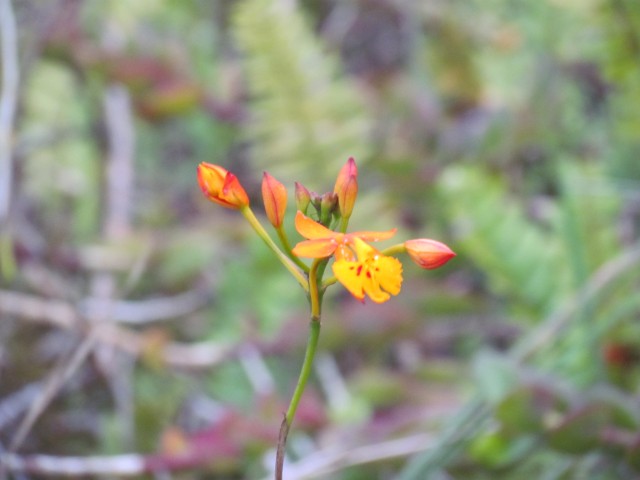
<box><xmin>276</xmin><ymin>226</ymin><xmax>310</xmax><ymax>272</ymax></box>
<box><xmin>196</xmin><ymin>158</ymin><xmax>455</xmax><ymax>479</ymax></box>
<box><xmin>276</xmin><ymin>259</ymin><xmax>323</xmax><ymax>479</ymax></box>
<box><xmin>240</xmin><ymin>206</ymin><xmax>308</xmax><ymax>291</ymax></box>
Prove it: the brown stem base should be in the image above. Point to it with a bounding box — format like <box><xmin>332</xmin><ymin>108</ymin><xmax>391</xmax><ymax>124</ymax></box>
<box><xmin>275</xmin><ymin>415</ymin><xmax>290</xmax><ymax>480</ymax></box>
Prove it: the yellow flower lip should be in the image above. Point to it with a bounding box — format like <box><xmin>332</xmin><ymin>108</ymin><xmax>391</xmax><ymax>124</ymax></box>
<box><xmin>332</xmin><ymin>237</ymin><xmax>403</xmax><ymax>304</ymax></box>
<box><xmin>290</xmin><ymin>212</ymin><xmax>402</xmax><ymax>303</ymax></box>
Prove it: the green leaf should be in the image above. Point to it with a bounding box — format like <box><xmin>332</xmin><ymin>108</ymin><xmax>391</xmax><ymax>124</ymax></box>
<box><xmin>473</xmin><ymin>350</ymin><xmax>519</xmax><ymax>405</ymax></box>
<box><xmin>440</xmin><ymin>166</ymin><xmax>571</xmax><ymax>318</ymax></box>
<box><xmin>545</xmin><ymin>405</ymin><xmax>610</xmax><ymax>454</ymax></box>
<box><xmin>496</xmin><ymin>384</ymin><xmax>569</xmax><ymax>435</ymax></box>
<box><xmin>233</xmin><ymin>0</ymin><xmax>372</xmax><ymax>183</ymax></box>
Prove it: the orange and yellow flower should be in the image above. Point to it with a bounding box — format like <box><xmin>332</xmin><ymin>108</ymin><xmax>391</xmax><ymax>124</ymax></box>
<box><xmin>292</xmin><ymin>211</ymin><xmax>402</xmax><ymax>303</ymax></box>
<box><xmin>197</xmin><ymin>158</ymin><xmax>455</xmax><ymax>305</ymax></box>
<box><xmin>197</xmin><ymin>162</ymin><xmax>249</xmax><ymax>209</ymax></box>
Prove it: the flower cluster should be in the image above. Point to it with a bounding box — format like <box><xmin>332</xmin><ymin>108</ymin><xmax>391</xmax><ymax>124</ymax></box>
<box><xmin>197</xmin><ymin>157</ymin><xmax>455</xmax><ymax>304</ymax></box>
<box><xmin>197</xmin><ymin>156</ymin><xmax>456</xmax><ymax>478</ymax></box>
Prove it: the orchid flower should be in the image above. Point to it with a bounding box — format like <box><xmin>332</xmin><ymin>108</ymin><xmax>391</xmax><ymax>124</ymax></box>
<box><xmin>292</xmin><ymin>211</ymin><xmax>402</xmax><ymax>303</ymax></box>
<box><xmin>196</xmin><ymin>157</ymin><xmax>456</xmax><ymax>479</ymax></box>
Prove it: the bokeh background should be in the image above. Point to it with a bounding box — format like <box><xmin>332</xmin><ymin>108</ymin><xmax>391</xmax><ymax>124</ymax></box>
<box><xmin>1</xmin><ymin>0</ymin><xmax>640</xmax><ymax>478</ymax></box>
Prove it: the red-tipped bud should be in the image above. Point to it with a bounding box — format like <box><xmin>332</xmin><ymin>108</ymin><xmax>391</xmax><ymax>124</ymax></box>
<box><xmin>404</xmin><ymin>239</ymin><xmax>456</xmax><ymax>269</ymax></box>
<box><xmin>295</xmin><ymin>182</ymin><xmax>311</xmax><ymax>214</ymax></box>
<box><xmin>333</xmin><ymin>157</ymin><xmax>358</xmax><ymax>219</ymax></box>
<box><xmin>262</xmin><ymin>172</ymin><xmax>287</xmax><ymax>228</ymax></box>
<box><xmin>197</xmin><ymin>162</ymin><xmax>249</xmax><ymax>209</ymax></box>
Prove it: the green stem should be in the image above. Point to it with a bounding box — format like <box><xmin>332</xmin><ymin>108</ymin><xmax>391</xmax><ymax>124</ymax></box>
<box><xmin>338</xmin><ymin>215</ymin><xmax>350</xmax><ymax>233</ymax></box>
<box><xmin>241</xmin><ymin>206</ymin><xmax>308</xmax><ymax>292</ymax></box>
<box><xmin>380</xmin><ymin>243</ymin><xmax>406</xmax><ymax>256</ymax></box>
<box><xmin>285</xmin><ymin>259</ymin><xmax>322</xmax><ymax>422</ymax></box>
<box><xmin>308</xmin><ymin>259</ymin><xmax>323</xmax><ymax>318</ymax></box>
<box><xmin>276</xmin><ymin>226</ymin><xmax>309</xmax><ymax>272</ymax></box>
<box><xmin>0</xmin><ymin>232</ymin><xmax>16</xmax><ymax>280</ymax></box>
<box><xmin>284</xmin><ymin>315</ymin><xmax>320</xmax><ymax>425</ymax></box>
<box><xmin>322</xmin><ymin>276</ymin><xmax>338</xmax><ymax>288</ymax></box>
<box><xmin>275</xmin><ymin>259</ymin><xmax>323</xmax><ymax>479</ymax></box>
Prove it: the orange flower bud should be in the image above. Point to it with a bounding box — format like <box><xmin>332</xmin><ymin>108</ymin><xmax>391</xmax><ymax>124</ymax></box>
<box><xmin>197</xmin><ymin>162</ymin><xmax>249</xmax><ymax>209</ymax></box>
<box><xmin>262</xmin><ymin>172</ymin><xmax>287</xmax><ymax>227</ymax></box>
<box><xmin>404</xmin><ymin>239</ymin><xmax>456</xmax><ymax>269</ymax></box>
<box><xmin>333</xmin><ymin>157</ymin><xmax>358</xmax><ymax>219</ymax></box>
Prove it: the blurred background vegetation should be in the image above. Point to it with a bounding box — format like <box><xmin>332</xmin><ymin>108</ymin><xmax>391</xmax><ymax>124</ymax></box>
<box><xmin>1</xmin><ymin>0</ymin><xmax>640</xmax><ymax>478</ymax></box>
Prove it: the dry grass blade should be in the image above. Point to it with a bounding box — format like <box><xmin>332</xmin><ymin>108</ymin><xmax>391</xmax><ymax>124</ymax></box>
<box><xmin>9</xmin><ymin>333</ymin><xmax>98</xmax><ymax>451</ymax></box>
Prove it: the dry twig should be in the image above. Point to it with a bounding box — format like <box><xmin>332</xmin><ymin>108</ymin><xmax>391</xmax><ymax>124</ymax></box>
<box><xmin>0</xmin><ymin>0</ymin><xmax>18</xmax><ymax>224</ymax></box>
<box><xmin>276</xmin><ymin>433</ymin><xmax>435</xmax><ymax>480</ymax></box>
<box><xmin>0</xmin><ymin>288</ymin><xmax>233</xmax><ymax>369</ymax></box>
<box><xmin>0</xmin><ymin>432</ymin><xmax>436</xmax><ymax>478</ymax></box>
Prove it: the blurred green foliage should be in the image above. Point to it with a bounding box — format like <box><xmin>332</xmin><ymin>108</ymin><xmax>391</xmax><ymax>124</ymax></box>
<box><xmin>3</xmin><ymin>0</ymin><xmax>640</xmax><ymax>478</ymax></box>
<box><xmin>233</xmin><ymin>0</ymin><xmax>372</xmax><ymax>182</ymax></box>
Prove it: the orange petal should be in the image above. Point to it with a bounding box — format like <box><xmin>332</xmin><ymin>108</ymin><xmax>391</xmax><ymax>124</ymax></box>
<box><xmin>351</xmin><ymin>228</ymin><xmax>397</xmax><ymax>243</ymax></box>
<box><xmin>221</xmin><ymin>172</ymin><xmax>250</xmax><ymax>208</ymax></box>
<box><xmin>292</xmin><ymin>238</ymin><xmax>338</xmax><ymax>258</ymax></box>
<box><xmin>294</xmin><ymin>211</ymin><xmax>338</xmax><ymax>240</ymax></box>
<box><xmin>334</xmin><ymin>243</ymin><xmax>356</xmax><ymax>262</ymax></box>
<box><xmin>197</xmin><ymin>162</ymin><xmax>226</xmax><ymax>198</ymax></box>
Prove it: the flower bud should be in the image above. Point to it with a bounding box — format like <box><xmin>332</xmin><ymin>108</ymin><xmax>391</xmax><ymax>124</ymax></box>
<box><xmin>295</xmin><ymin>182</ymin><xmax>311</xmax><ymax>215</ymax></box>
<box><xmin>197</xmin><ymin>162</ymin><xmax>249</xmax><ymax>209</ymax></box>
<box><xmin>320</xmin><ymin>192</ymin><xmax>338</xmax><ymax>225</ymax></box>
<box><xmin>333</xmin><ymin>157</ymin><xmax>358</xmax><ymax>219</ymax></box>
<box><xmin>404</xmin><ymin>239</ymin><xmax>456</xmax><ymax>269</ymax></box>
<box><xmin>262</xmin><ymin>172</ymin><xmax>287</xmax><ymax>228</ymax></box>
